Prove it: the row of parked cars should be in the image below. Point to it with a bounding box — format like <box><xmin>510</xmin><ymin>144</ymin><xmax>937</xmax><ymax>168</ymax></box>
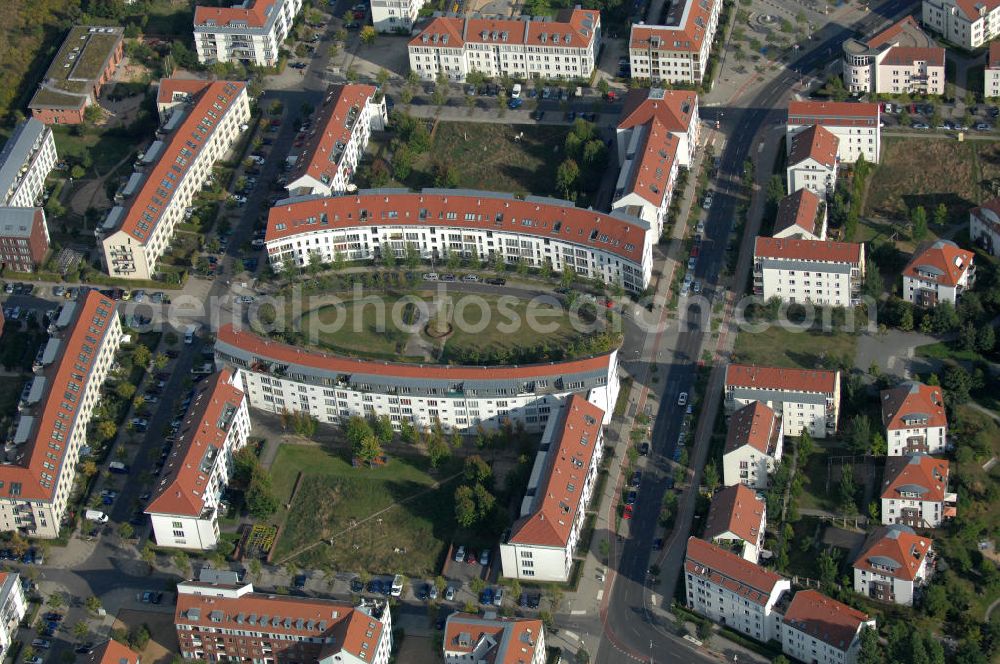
<box><xmin>422</xmin><ymin>272</ymin><xmax>507</xmax><ymax>285</ymax></box>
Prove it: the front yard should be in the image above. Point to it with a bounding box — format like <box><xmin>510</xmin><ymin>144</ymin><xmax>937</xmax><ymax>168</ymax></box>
<box><xmin>732</xmin><ymin>324</ymin><xmax>858</xmax><ymax>371</ymax></box>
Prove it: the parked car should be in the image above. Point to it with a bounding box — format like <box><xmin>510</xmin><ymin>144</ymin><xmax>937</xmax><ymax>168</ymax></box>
<box><xmin>31</xmin><ymin>639</ymin><xmax>51</xmax><ymax>649</ymax></box>
<box><xmin>350</xmin><ymin>577</ymin><xmax>364</xmax><ymax>593</ymax></box>
<box><xmin>480</xmin><ymin>588</ymin><xmax>494</xmax><ymax>605</ymax></box>
<box><xmin>677</xmin><ymin>392</ymin><xmax>688</xmax><ymax>407</ymax></box>
<box><xmin>625</xmin><ymin>490</ymin><xmax>638</xmax><ymax>505</ymax></box>
<box><xmin>479</xmin><ymin>550</ymin><xmax>490</xmax><ymax>566</ymax></box>
<box><xmin>638</xmin><ymin>442</ymin><xmax>650</xmax><ymax>456</ymax></box>
<box><xmin>623</xmin><ymin>504</ymin><xmax>634</xmax><ymax>519</ymax></box>
<box><xmin>454</xmin><ymin>545</ymin><xmax>465</xmax><ymax>562</ymax></box>
<box><xmin>445</xmin><ymin>586</ymin><xmax>456</xmax><ymax>601</ymax></box>
<box><xmin>630</xmin><ymin>470</ymin><xmax>642</xmax><ymax>488</ymax></box>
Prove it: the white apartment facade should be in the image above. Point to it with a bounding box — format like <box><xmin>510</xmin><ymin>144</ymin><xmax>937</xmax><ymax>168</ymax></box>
<box><xmin>881</xmin><ymin>454</ymin><xmax>956</xmax><ymax>529</ymax></box>
<box><xmin>842</xmin><ymin>17</ymin><xmax>945</xmax><ymax>95</ymax></box>
<box><xmin>987</xmin><ymin>42</ymin><xmax>1000</xmax><ymax>98</ymax></box>
<box><xmin>0</xmin><ymin>291</ymin><xmax>121</xmax><ymax>538</ymax></box>
<box><xmin>853</xmin><ymin>524</ymin><xmax>932</xmax><ymax>606</ymax></box>
<box><xmin>265</xmin><ymin>190</ymin><xmax>654</xmax><ymax>292</ymax></box>
<box><xmin>285</xmin><ymin>85</ymin><xmax>387</xmax><ymax>198</ymax></box>
<box><xmin>629</xmin><ymin>0</ymin><xmax>723</xmax><ymax>85</ymax></box>
<box><xmin>785</xmin><ymin>125</ymin><xmax>839</xmax><ymax>197</ymax></box>
<box><xmin>408</xmin><ymin>9</ymin><xmax>601</xmax><ymax>82</ymax></box>
<box><xmin>372</xmin><ymin>0</ymin><xmax>425</xmax><ymax>33</ymax></box>
<box><xmin>443</xmin><ymin>615</ymin><xmax>545</xmax><ymax>664</ymax></box>
<box><xmin>703</xmin><ymin>484</ymin><xmax>767</xmax><ymax>563</ymax></box>
<box><xmin>214</xmin><ymin>324</ymin><xmax>620</xmax><ymax>434</ymax></box>
<box><xmin>0</xmin><ymin>573</ymin><xmax>27</xmax><ymax>661</ymax></box>
<box><xmin>971</xmin><ymin>197</ymin><xmax>1000</xmax><ymax>256</ymax></box>
<box><xmin>781</xmin><ymin>590</ymin><xmax>875</xmax><ymax>664</ymax></box>
<box><xmin>902</xmin><ymin>239</ymin><xmax>976</xmax><ymax>306</ymax></box>
<box><xmin>193</xmin><ymin>0</ymin><xmax>303</xmax><ymax>66</ymax></box>
<box><xmin>753</xmin><ymin>237</ymin><xmax>866</xmax><ymax>308</ymax></box>
<box><xmin>787</xmin><ymin>101</ymin><xmax>881</xmax><ymax>164</ymax></box>
<box><xmin>922</xmin><ymin>0</ymin><xmax>1000</xmax><ymax>49</ymax></box>
<box><xmin>500</xmin><ymin>395</ymin><xmax>604</xmax><ymax>582</ymax></box>
<box><xmin>146</xmin><ymin>369</ymin><xmax>251</xmax><ymax>550</ymax></box>
<box><xmin>0</xmin><ymin>118</ymin><xmax>57</xmax><ymax>209</ymax></box>
<box><xmin>880</xmin><ymin>381</ymin><xmax>947</xmax><ymax>456</ymax></box>
<box><xmin>100</xmin><ymin>80</ymin><xmax>250</xmax><ymax>280</ymax></box>
<box><xmin>725</xmin><ymin>364</ymin><xmax>841</xmax><ymax>438</ymax></box>
<box><xmin>722</xmin><ymin>400</ymin><xmax>783</xmax><ymax>490</ymax></box>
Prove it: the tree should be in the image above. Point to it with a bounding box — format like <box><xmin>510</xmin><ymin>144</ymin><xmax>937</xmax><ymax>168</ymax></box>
<box><xmin>977</xmin><ymin>325</ymin><xmax>996</xmax><ymax>353</ymax></box>
<box><xmin>153</xmin><ymin>353</ymin><xmax>169</xmax><ymax>370</ymax></box>
<box><xmin>118</xmin><ymin>523</ymin><xmax>134</xmax><ymax>540</ymax></box>
<box><xmin>934</xmin><ymin>202</ymin><xmax>948</xmax><ymax>226</ymax></box>
<box><xmin>455</xmin><ymin>485</ymin><xmax>477</xmax><ymax>527</ymax></box>
<box><xmin>839</xmin><ymin>464</ymin><xmax>856</xmax><ymax>513</ymax></box>
<box><xmin>346</xmin><ymin>416</ymin><xmax>375</xmax><ymax>449</ymax></box>
<box><xmin>248</xmin><ymin>559</ymin><xmax>262</xmax><ymax>582</ymax></box>
<box><xmin>96</xmin><ymin>419</ymin><xmax>117</xmax><ymax>442</ymax></box>
<box><xmin>912</xmin><ymin>205</ymin><xmax>928</xmax><ymax>241</ymax></box>
<box><xmin>464</xmin><ymin>455</ymin><xmax>492</xmax><ymax>484</ymax></box>
<box><xmin>863</xmin><ymin>259</ymin><xmax>883</xmax><ymax>298</ymax></box>
<box><xmin>360</xmin><ymin>25</ymin><xmax>376</xmax><ymax>45</ymax></box>
<box><xmin>133</xmin><ymin>344</ymin><xmax>152</xmax><ymax>369</ymax></box>
<box><xmin>960</xmin><ymin>323</ymin><xmax>978</xmax><ymax>352</ymax></box>
<box><xmin>473</xmin><ymin>483</ymin><xmax>495</xmax><ymax>520</ymax></box>
<box><xmin>116</xmin><ymin>382</ymin><xmax>136</xmax><ymax>400</ymax></box>
<box><xmin>555</xmin><ymin>159</ymin><xmax>580</xmax><ymax>199</ymax></box>
<box><xmin>86</xmin><ymin>596</ymin><xmax>102</xmax><ymax>614</ymax></box>
<box><xmin>372</xmin><ymin>415</ymin><xmax>394</xmax><ymax>445</ymax></box>
<box><xmin>871</xmin><ymin>432</ymin><xmax>887</xmax><ymax>456</ymax></box>
<box><xmin>818</xmin><ymin>551</ymin><xmax>838</xmax><ymax>586</ymax></box>
<box><xmin>923</xmin><ymin>582</ymin><xmax>948</xmax><ymax>617</ymax></box>
<box><xmin>46</xmin><ymin>593</ymin><xmax>64</xmax><ymax>610</ymax></box>
<box><xmin>233</xmin><ymin>447</ymin><xmax>261</xmax><ymax>489</ymax></box>
<box><xmin>849</xmin><ymin>415</ymin><xmax>872</xmax><ymax>455</ymax></box>
<box><xmin>428</xmin><ymin>434</ymin><xmax>451</xmax><ymax>468</ymax></box>
<box><xmin>141</xmin><ymin>543</ymin><xmax>156</xmax><ymax>568</ymax></box>
<box><xmin>944</xmin><ymin>365</ymin><xmax>972</xmax><ymax>404</ymax></box>
<box><xmin>354</xmin><ymin>433</ymin><xmax>383</xmax><ymax>464</ymax></box>
<box><xmin>376</xmin><ymin>68</ymin><xmax>390</xmax><ymax>87</ymax></box>
<box><xmin>246</xmin><ymin>474</ymin><xmax>279</xmax><ymax>517</ymax></box>
<box><xmin>73</xmin><ymin>620</ymin><xmax>90</xmax><ymax>639</ymax></box>
<box><xmin>703</xmin><ymin>460</ymin><xmax>719</xmax><ymax>493</ymax></box>
<box><xmin>80</xmin><ymin>460</ymin><xmax>98</xmax><ymax>477</ymax></box>
<box><xmin>857</xmin><ymin>627</ymin><xmax>883</xmax><ymax>664</ymax></box>
<box><xmin>899</xmin><ymin>304</ymin><xmax>914</xmax><ymax>331</ymax></box>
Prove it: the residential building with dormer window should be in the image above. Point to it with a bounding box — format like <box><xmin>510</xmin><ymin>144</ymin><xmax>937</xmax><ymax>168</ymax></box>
<box><xmin>722</xmin><ymin>401</ymin><xmax>783</xmax><ymax>489</ymax></box>
<box><xmin>703</xmin><ymin>484</ymin><xmax>767</xmax><ymax>563</ymax></box>
<box><xmin>880</xmin><ymin>382</ymin><xmax>947</xmax><ymax>456</ymax></box>
<box><xmin>853</xmin><ymin>524</ymin><xmax>933</xmax><ymax>606</ymax></box>
<box><xmin>901</xmin><ymin>239</ymin><xmax>975</xmax><ymax>306</ymax></box>
<box><xmin>881</xmin><ymin>454</ymin><xmax>956</xmax><ymax>528</ymax></box>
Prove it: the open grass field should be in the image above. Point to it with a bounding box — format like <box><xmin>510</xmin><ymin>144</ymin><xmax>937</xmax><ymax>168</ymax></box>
<box><xmin>296</xmin><ymin>299</ymin><xmax>418</xmax><ymax>360</ymax></box>
<box><xmin>51</xmin><ymin>126</ymin><xmax>139</xmax><ymax>174</ymax></box>
<box><xmin>796</xmin><ymin>439</ymin><xmax>852</xmax><ymax>513</ymax></box>
<box><xmin>732</xmin><ymin>325</ymin><xmax>858</xmax><ymax>370</ymax></box>
<box><xmin>270</xmin><ymin>444</ymin><xmax>464</xmax><ymax>576</ymax></box>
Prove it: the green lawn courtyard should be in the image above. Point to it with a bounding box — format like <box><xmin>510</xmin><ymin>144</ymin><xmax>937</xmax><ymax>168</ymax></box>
<box><xmin>732</xmin><ymin>325</ymin><xmax>858</xmax><ymax>371</ymax></box>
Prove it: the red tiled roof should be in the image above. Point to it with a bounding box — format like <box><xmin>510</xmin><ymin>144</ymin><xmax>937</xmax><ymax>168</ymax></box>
<box><xmin>156</xmin><ymin>79</ymin><xmax>211</xmax><ymax>105</ymax></box>
<box><xmin>194</xmin><ymin>0</ymin><xmax>274</xmax><ymax>28</ymax></box>
<box><xmin>508</xmin><ymin>395</ymin><xmax>604</xmax><ymax>548</ymax></box>
<box><xmin>443</xmin><ymin>614</ymin><xmax>544</xmax><ymax>663</ymax></box>
<box><xmin>290</xmin><ymin>84</ymin><xmax>377</xmax><ymax>188</ymax></box>
<box><xmin>880</xmin><ymin>381</ymin><xmax>946</xmax><ymax>431</ymax></box>
<box><xmin>954</xmin><ymin>0</ymin><xmax>1000</xmax><ymax>21</ymax></box>
<box><xmin>990</xmin><ymin>41</ymin><xmax>1000</xmax><ymax>69</ymax></box>
<box><xmin>773</xmin><ymin>189</ymin><xmax>823</xmax><ymax>238</ymax></box>
<box><xmin>881</xmin><ymin>454</ymin><xmax>949</xmax><ymax>503</ymax></box>
<box><xmin>866</xmin><ymin>16</ymin><xmax>921</xmax><ymax>48</ymax></box>
<box><xmin>629</xmin><ymin>0</ymin><xmax>720</xmax><ymax>52</ymax></box>
<box><xmin>409</xmin><ymin>16</ymin><xmax>465</xmax><ymax>47</ymax></box>
<box><xmin>754</xmin><ymin>236</ymin><xmax>863</xmax><ymax>264</ymax></box>
<box><xmin>724</xmin><ymin>401</ymin><xmax>779</xmax><ymax>455</ymax></box>
<box><xmin>787</xmin><ymin>101</ymin><xmax>880</xmax><ymax>128</ymax></box>
<box><xmin>703</xmin><ymin>484</ymin><xmax>765</xmax><ymax>546</ymax></box>
<box><xmin>902</xmin><ymin>239</ymin><xmax>974</xmax><ymax>287</ymax></box>
<box><xmin>117</xmin><ymin>80</ymin><xmax>246</xmax><ymax>243</ymax></box>
<box><xmin>217</xmin><ymin>324</ymin><xmax>617</xmax><ymax>382</ymax></box>
<box><xmin>0</xmin><ymin>290</ymin><xmax>117</xmax><ymax>501</ymax></box>
<box><xmin>726</xmin><ymin>364</ymin><xmax>839</xmax><ymax>394</ymax></box>
<box><xmin>618</xmin><ymin>89</ymin><xmax>698</xmax><ymax>133</ymax></box>
<box><xmin>882</xmin><ymin>46</ymin><xmax>945</xmax><ymax>67</ymax></box>
<box><xmin>853</xmin><ymin>524</ymin><xmax>931</xmax><ymax>582</ymax></box>
<box><xmin>146</xmin><ymin>369</ymin><xmax>245</xmax><ymax>517</ymax></box>
<box><xmin>265</xmin><ymin>192</ymin><xmax>649</xmax><ymax>263</ymax></box>
<box><xmin>783</xmin><ymin>590</ymin><xmax>869</xmax><ymax>651</ymax></box>
<box><xmin>787</xmin><ymin>125</ymin><xmax>839</xmax><ymax>168</ymax></box>
<box><xmin>87</xmin><ymin>640</ymin><xmax>140</xmax><ymax>664</ymax></box>
<box><xmin>410</xmin><ymin>8</ymin><xmax>599</xmax><ymax>49</ymax></box>
<box><xmin>622</xmin><ymin>120</ymin><xmax>679</xmax><ymax>206</ymax></box>
<box><xmin>685</xmin><ymin>537</ymin><xmax>785</xmax><ymax>606</ymax></box>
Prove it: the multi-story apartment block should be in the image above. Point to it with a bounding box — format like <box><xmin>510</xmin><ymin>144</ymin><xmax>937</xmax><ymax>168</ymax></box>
<box><xmin>194</xmin><ymin>0</ymin><xmax>303</xmax><ymax>66</ymax></box>
<box><xmin>0</xmin><ymin>209</ymin><xmax>51</xmax><ymax>273</ymax></box>
<box><xmin>773</xmin><ymin>189</ymin><xmax>827</xmax><ymax>241</ymax></box>
<box><xmin>922</xmin><ymin>0</ymin><xmax>1000</xmax><ymax>49</ymax></box>
<box><xmin>214</xmin><ymin>324</ymin><xmax>620</xmax><ymax>433</ymax></box>
<box><xmin>443</xmin><ymin>614</ymin><xmax>545</xmax><ymax>664</ymax></box>
<box><xmin>0</xmin><ymin>291</ymin><xmax>121</xmax><ymax>538</ymax></box>
<box><xmin>500</xmin><ymin>395</ymin><xmax>604</xmax><ymax>582</ymax></box>
<box><xmin>612</xmin><ymin>89</ymin><xmax>699</xmax><ymax>237</ymax></box>
<box><xmin>703</xmin><ymin>484</ymin><xmax>766</xmax><ymax>563</ymax></box>
<box><xmin>629</xmin><ymin>0</ymin><xmax>723</xmax><ymax>85</ymax></box>
<box><xmin>0</xmin><ymin>119</ymin><xmax>58</xmax><ymax>209</ymax></box>
<box><xmin>265</xmin><ymin>190</ymin><xmax>654</xmax><ymax>292</ymax></box>
<box><xmin>372</xmin><ymin>0</ymin><xmax>426</xmax><ymax>33</ymax></box>
<box><xmin>146</xmin><ymin>369</ymin><xmax>251</xmax><ymax>550</ymax></box>
<box><xmin>722</xmin><ymin>400</ymin><xmax>783</xmax><ymax>489</ymax></box>
<box><xmin>843</xmin><ymin>16</ymin><xmax>945</xmax><ymax>95</ymax></box>
<box><xmin>881</xmin><ymin>454</ymin><xmax>956</xmax><ymax>528</ymax></box>
<box><xmin>787</xmin><ymin>101</ymin><xmax>881</xmax><ymax>164</ymax></box>
<box><xmin>0</xmin><ymin>573</ymin><xmax>27</xmax><ymax>661</ymax></box>
<box><xmin>725</xmin><ymin>364</ymin><xmax>841</xmax><ymax>438</ymax></box>
<box><xmin>781</xmin><ymin>590</ymin><xmax>875</xmax><ymax>664</ymax></box>
<box><xmin>408</xmin><ymin>8</ymin><xmax>601</xmax><ymax>82</ymax></box>
<box><xmin>286</xmin><ymin>85</ymin><xmax>387</xmax><ymax>198</ymax></box>
<box><xmin>685</xmin><ymin>537</ymin><xmax>791</xmax><ymax>644</ymax></box>
<box><xmin>902</xmin><ymin>239</ymin><xmax>976</xmax><ymax>306</ymax></box>
<box><xmin>785</xmin><ymin>125</ymin><xmax>839</xmax><ymax>197</ymax></box>
<box><xmin>86</xmin><ymin>640</ymin><xmax>141</xmax><ymax>664</ymax></box>
<box><xmin>28</xmin><ymin>26</ymin><xmax>124</xmax><ymax>125</ymax></box>
<box><xmin>175</xmin><ymin>572</ymin><xmax>391</xmax><ymax>664</ymax></box>
<box><xmin>880</xmin><ymin>381</ymin><xmax>947</xmax><ymax>456</ymax></box>
<box><xmin>753</xmin><ymin>237</ymin><xmax>866</xmax><ymax>308</ymax></box>
<box><xmin>853</xmin><ymin>524</ymin><xmax>933</xmax><ymax>606</ymax></box>
<box><xmin>100</xmin><ymin>80</ymin><xmax>250</xmax><ymax>280</ymax></box>
<box><xmin>987</xmin><ymin>42</ymin><xmax>1000</xmax><ymax>98</ymax></box>
<box><xmin>971</xmin><ymin>197</ymin><xmax>1000</xmax><ymax>255</ymax></box>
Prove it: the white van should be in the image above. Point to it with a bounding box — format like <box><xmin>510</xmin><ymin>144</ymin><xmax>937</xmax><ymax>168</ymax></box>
<box><xmin>84</xmin><ymin>509</ymin><xmax>109</xmax><ymax>523</ymax></box>
<box><xmin>390</xmin><ymin>575</ymin><xmax>404</xmax><ymax>597</ymax></box>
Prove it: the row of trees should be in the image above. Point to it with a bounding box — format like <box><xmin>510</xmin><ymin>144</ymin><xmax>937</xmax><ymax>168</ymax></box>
<box><xmin>555</xmin><ymin>119</ymin><xmax>609</xmax><ymax>201</ymax></box>
<box><xmin>233</xmin><ymin>447</ymin><xmax>278</xmax><ymax>518</ymax></box>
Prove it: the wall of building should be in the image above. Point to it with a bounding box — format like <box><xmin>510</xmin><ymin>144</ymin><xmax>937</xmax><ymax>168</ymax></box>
<box><xmin>886</xmin><ymin>424</ymin><xmax>946</xmax><ymax>456</ymax></box>
<box><xmin>722</xmin><ymin>445</ymin><xmax>779</xmax><ymax>490</ymax></box>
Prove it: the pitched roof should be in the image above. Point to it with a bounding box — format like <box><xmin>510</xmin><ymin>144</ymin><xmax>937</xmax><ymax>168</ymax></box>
<box><xmin>443</xmin><ymin>614</ymin><xmax>544</xmax><ymax>664</ymax></box>
<box><xmin>881</xmin><ymin>454</ymin><xmax>950</xmax><ymax>502</ymax></box>
<box><xmin>754</xmin><ymin>236</ymin><xmax>863</xmax><ymax>264</ymax></box>
<box><xmin>724</xmin><ymin>401</ymin><xmax>780</xmax><ymax>455</ymax></box>
<box><xmin>853</xmin><ymin>524</ymin><xmax>931</xmax><ymax>582</ymax></box>
<box><xmin>194</xmin><ymin>0</ymin><xmax>275</xmax><ymax>29</ymax></box>
<box><xmin>156</xmin><ymin>79</ymin><xmax>211</xmax><ymax>105</ymax></box>
<box><xmin>880</xmin><ymin>381</ymin><xmax>947</xmax><ymax>431</ymax></box>
<box><xmin>773</xmin><ymin>189</ymin><xmax>823</xmax><ymax>239</ymax></box>
<box><xmin>685</xmin><ymin>537</ymin><xmax>785</xmax><ymax>606</ymax></box>
<box><xmin>409</xmin><ymin>16</ymin><xmax>466</xmax><ymax>47</ymax></box>
<box><xmin>990</xmin><ymin>41</ymin><xmax>1000</xmax><ymax>69</ymax></box>
<box><xmin>410</xmin><ymin>8</ymin><xmax>599</xmax><ymax>49</ymax></box>
<box><xmin>629</xmin><ymin>0</ymin><xmax>721</xmax><ymax>52</ymax></box>
<box><xmin>289</xmin><ymin>84</ymin><xmax>377</xmax><ymax>188</ymax></box>
<box><xmin>787</xmin><ymin>101</ymin><xmax>880</xmax><ymax>128</ymax></box>
<box><xmin>782</xmin><ymin>590</ymin><xmax>870</xmax><ymax>652</ymax></box>
<box><xmin>703</xmin><ymin>484</ymin><xmax>765</xmax><ymax>545</ymax></box>
<box><xmin>902</xmin><ymin>239</ymin><xmax>975</xmax><ymax>287</ymax></box>
<box><xmin>787</xmin><ymin>125</ymin><xmax>839</xmax><ymax>168</ymax></box>
<box><xmin>725</xmin><ymin>364</ymin><xmax>839</xmax><ymax>394</ymax></box>
<box><xmin>87</xmin><ymin>640</ymin><xmax>140</xmax><ymax>664</ymax></box>
<box><xmin>265</xmin><ymin>191</ymin><xmax>650</xmax><ymax>263</ymax></box>
<box><xmin>953</xmin><ymin>0</ymin><xmax>1000</xmax><ymax>22</ymax></box>
<box><xmin>619</xmin><ymin>119</ymin><xmax>680</xmax><ymax>206</ymax></box>
<box><xmin>0</xmin><ymin>290</ymin><xmax>117</xmax><ymax>501</ymax></box>
<box><xmin>866</xmin><ymin>16</ymin><xmax>929</xmax><ymax>49</ymax></box>
<box><xmin>618</xmin><ymin>88</ymin><xmax>698</xmax><ymax>133</ymax></box>
<box><xmin>508</xmin><ymin>395</ymin><xmax>604</xmax><ymax>548</ymax></box>
<box><xmin>882</xmin><ymin>46</ymin><xmax>945</xmax><ymax>67</ymax></box>
<box><xmin>146</xmin><ymin>369</ymin><xmax>245</xmax><ymax>517</ymax></box>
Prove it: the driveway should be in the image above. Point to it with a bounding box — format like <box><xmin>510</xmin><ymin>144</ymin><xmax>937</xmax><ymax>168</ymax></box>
<box><xmin>854</xmin><ymin>329</ymin><xmax>938</xmax><ymax>378</ymax></box>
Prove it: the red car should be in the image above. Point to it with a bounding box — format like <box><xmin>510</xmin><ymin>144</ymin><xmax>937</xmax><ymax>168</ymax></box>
<box><xmin>466</xmin><ymin>550</ymin><xmax>477</xmax><ymax>564</ymax></box>
<box><xmin>353</xmin><ymin>9</ymin><xmax>366</xmax><ymax>18</ymax></box>
<box><xmin>623</xmin><ymin>504</ymin><xmax>634</xmax><ymax>519</ymax></box>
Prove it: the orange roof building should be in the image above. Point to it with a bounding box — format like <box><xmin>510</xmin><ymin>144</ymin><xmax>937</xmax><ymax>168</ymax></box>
<box><xmin>970</xmin><ymin>197</ymin><xmax>1000</xmax><ymax>257</ymax></box>
<box><xmin>703</xmin><ymin>484</ymin><xmax>767</xmax><ymax>562</ymax></box>
<box><xmin>725</xmin><ymin>364</ymin><xmax>841</xmax><ymax>439</ymax></box>
<box><xmin>773</xmin><ymin>189</ymin><xmax>827</xmax><ymax>241</ymax></box>
<box><xmin>146</xmin><ymin>369</ymin><xmax>250</xmax><ymax>551</ymax></box>
<box><xmin>443</xmin><ymin>614</ymin><xmax>545</xmax><ymax>664</ymax></box>
<box><xmin>0</xmin><ymin>291</ymin><xmax>122</xmax><ymax>538</ymax></box>
<box><xmin>501</xmin><ymin>395</ymin><xmax>605</xmax><ymax>582</ymax></box>
<box><xmin>786</xmin><ymin>101</ymin><xmax>881</xmax><ymax>163</ymax></box>
<box><xmin>842</xmin><ymin>16</ymin><xmax>945</xmax><ymax>96</ymax></box>
<box><xmin>902</xmin><ymin>239</ymin><xmax>976</xmax><ymax>307</ymax></box>
<box><xmin>852</xmin><ymin>524</ymin><xmax>933</xmax><ymax>606</ymax></box>
<box><xmin>628</xmin><ymin>0</ymin><xmax>724</xmax><ymax>85</ymax></box>
<box><xmin>922</xmin><ymin>0</ymin><xmax>1000</xmax><ymax>50</ymax></box>
<box><xmin>722</xmin><ymin>401</ymin><xmax>783</xmax><ymax>489</ymax></box>
<box><xmin>880</xmin><ymin>381</ymin><xmax>948</xmax><ymax>456</ymax></box>
<box><xmin>781</xmin><ymin>590</ymin><xmax>874</xmax><ymax>661</ymax></box>
<box><xmin>86</xmin><ymin>640</ymin><xmax>140</xmax><ymax>664</ymax></box>
<box><xmin>785</xmin><ymin>125</ymin><xmax>839</xmax><ymax>198</ymax></box>
<box><xmin>881</xmin><ymin>454</ymin><xmax>955</xmax><ymax>528</ymax></box>
<box><xmin>753</xmin><ymin>236</ymin><xmax>866</xmax><ymax>309</ymax></box>
<box><xmin>193</xmin><ymin>0</ymin><xmax>303</xmax><ymax>67</ymax></box>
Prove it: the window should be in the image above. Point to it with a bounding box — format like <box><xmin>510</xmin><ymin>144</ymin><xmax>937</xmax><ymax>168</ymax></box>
<box><xmin>173</xmin><ymin>530</ymin><xmax>186</xmax><ymax>538</ymax></box>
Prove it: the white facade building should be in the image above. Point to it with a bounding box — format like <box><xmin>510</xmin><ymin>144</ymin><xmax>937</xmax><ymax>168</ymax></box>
<box><xmin>722</xmin><ymin>400</ymin><xmax>783</xmax><ymax>490</ymax></box>
<box><xmin>753</xmin><ymin>237</ymin><xmax>866</xmax><ymax>308</ymax></box>
<box><xmin>0</xmin><ymin>118</ymin><xmax>57</xmax><ymax>209</ymax></box>
<box><xmin>703</xmin><ymin>484</ymin><xmax>766</xmax><ymax>563</ymax></box>
<box><xmin>881</xmin><ymin>454</ymin><xmax>956</xmax><ymax>529</ymax></box>
<box><xmin>987</xmin><ymin>42</ymin><xmax>1000</xmax><ymax>98</ymax></box>
<box><xmin>408</xmin><ymin>8</ymin><xmax>601</xmax><ymax>82</ymax></box>
<box><xmin>971</xmin><ymin>197</ymin><xmax>1000</xmax><ymax>257</ymax></box>
<box><xmin>922</xmin><ymin>0</ymin><xmax>1000</xmax><ymax>50</ymax></box>
<box><xmin>500</xmin><ymin>395</ymin><xmax>604</xmax><ymax>583</ymax></box>
<box><xmin>781</xmin><ymin>590</ymin><xmax>875</xmax><ymax>664</ymax></box>
<box><xmin>773</xmin><ymin>189</ymin><xmax>827</xmax><ymax>241</ymax></box>
<box><xmin>100</xmin><ymin>80</ymin><xmax>249</xmax><ymax>280</ymax></box>
<box><xmin>629</xmin><ymin>0</ymin><xmax>723</xmax><ymax>85</ymax></box>
<box><xmin>725</xmin><ymin>364</ymin><xmax>841</xmax><ymax>439</ymax></box>
<box><xmin>146</xmin><ymin>369</ymin><xmax>251</xmax><ymax>550</ymax></box>
<box><xmin>842</xmin><ymin>16</ymin><xmax>945</xmax><ymax>95</ymax></box>
<box><xmin>880</xmin><ymin>382</ymin><xmax>947</xmax><ymax>456</ymax></box>
<box><xmin>785</xmin><ymin>125</ymin><xmax>839</xmax><ymax>197</ymax></box>
<box><xmin>372</xmin><ymin>0</ymin><xmax>425</xmax><ymax>33</ymax></box>
<box><xmin>265</xmin><ymin>190</ymin><xmax>654</xmax><ymax>292</ymax></box>
<box><xmin>853</xmin><ymin>524</ymin><xmax>932</xmax><ymax>606</ymax></box>
<box><xmin>286</xmin><ymin>85</ymin><xmax>387</xmax><ymax>198</ymax></box>
<box><xmin>0</xmin><ymin>573</ymin><xmax>27</xmax><ymax>661</ymax></box>
<box><xmin>902</xmin><ymin>239</ymin><xmax>976</xmax><ymax>307</ymax></box>
<box><xmin>443</xmin><ymin>614</ymin><xmax>545</xmax><ymax>664</ymax></box>
<box><xmin>787</xmin><ymin>101</ymin><xmax>881</xmax><ymax>164</ymax></box>
<box><xmin>193</xmin><ymin>0</ymin><xmax>303</xmax><ymax>66</ymax></box>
